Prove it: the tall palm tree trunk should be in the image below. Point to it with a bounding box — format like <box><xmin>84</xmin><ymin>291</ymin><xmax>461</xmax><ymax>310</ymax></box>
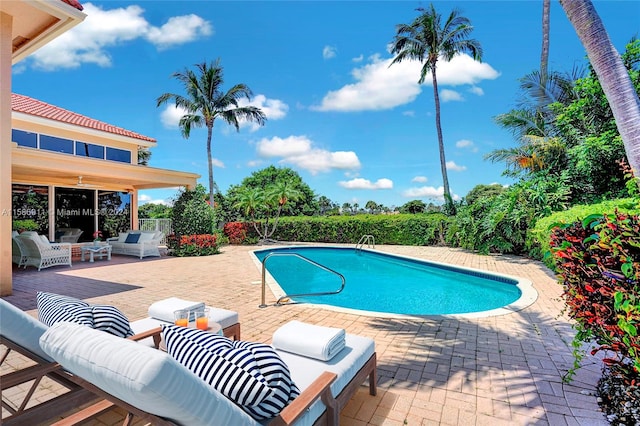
<box><xmin>431</xmin><ymin>68</ymin><xmax>452</xmax><ymax>208</ymax></box>
<box><xmin>206</xmin><ymin>124</ymin><xmax>215</xmax><ymax>211</ymax></box>
<box><xmin>560</xmin><ymin>0</ymin><xmax>640</xmax><ymax>175</ymax></box>
<box><xmin>540</xmin><ymin>0</ymin><xmax>550</xmax><ymax>83</ymax></box>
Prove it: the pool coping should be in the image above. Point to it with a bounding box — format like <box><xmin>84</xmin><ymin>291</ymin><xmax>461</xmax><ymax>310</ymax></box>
<box><xmin>250</xmin><ymin>245</ymin><xmax>539</xmax><ymax>319</ymax></box>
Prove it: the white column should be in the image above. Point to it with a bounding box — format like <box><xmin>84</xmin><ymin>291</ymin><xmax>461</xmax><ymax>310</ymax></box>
<box><xmin>0</xmin><ymin>12</ymin><xmax>13</xmax><ymax>295</ymax></box>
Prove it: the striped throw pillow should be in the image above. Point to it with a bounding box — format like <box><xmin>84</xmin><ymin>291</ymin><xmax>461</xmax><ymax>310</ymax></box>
<box><xmin>92</xmin><ymin>305</ymin><xmax>135</xmax><ymax>338</ymax></box>
<box><xmin>163</xmin><ymin>325</ymin><xmax>300</xmax><ymax>419</ymax></box>
<box><xmin>37</xmin><ymin>292</ymin><xmax>93</xmax><ymax>328</ymax></box>
<box><xmin>163</xmin><ymin>325</ymin><xmax>274</xmax><ymax>408</ymax></box>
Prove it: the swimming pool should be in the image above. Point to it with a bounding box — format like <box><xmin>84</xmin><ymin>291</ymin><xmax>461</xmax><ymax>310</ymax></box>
<box><xmin>253</xmin><ymin>246</ymin><xmax>537</xmax><ymax>318</ymax></box>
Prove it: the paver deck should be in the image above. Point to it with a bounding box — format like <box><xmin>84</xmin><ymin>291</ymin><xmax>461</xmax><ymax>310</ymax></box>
<box><xmin>1</xmin><ymin>244</ymin><xmax>607</xmax><ymax>425</ymax></box>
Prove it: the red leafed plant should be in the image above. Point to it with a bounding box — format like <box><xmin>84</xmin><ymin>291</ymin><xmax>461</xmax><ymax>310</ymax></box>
<box><xmin>167</xmin><ymin>234</ymin><xmax>219</xmax><ymax>257</ymax></box>
<box><xmin>223</xmin><ymin>222</ymin><xmax>249</xmax><ymax>245</ymax></box>
<box><xmin>551</xmin><ymin>210</ymin><xmax>640</xmax><ymax>384</ymax></box>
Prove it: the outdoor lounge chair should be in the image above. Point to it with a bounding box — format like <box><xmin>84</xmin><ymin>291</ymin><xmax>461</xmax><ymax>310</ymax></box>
<box><xmin>15</xmin><ymin>232</ymin><xmax>72</xmax><ymax>271</ymax></box>
<box><xmin>55</xmin><ymin>228</ymin><xmax>83</xmax><ymax>244</ymax></box>
<box><xmin>39</xmin><ymin>320</ymin><xmax>377</xmax><ymax>426</ymax></box>
<box><xmin>0</xmin><ymin>299</ymin><xmax>166</xmax><ymax>424</ymax></box>
<box><xmin>0</xmin><ymin>299</ymin><xmax>100</xmax><ymax>425</ymax></box>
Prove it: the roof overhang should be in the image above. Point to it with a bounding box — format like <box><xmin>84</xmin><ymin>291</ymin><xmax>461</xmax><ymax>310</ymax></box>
<box><xmin>3</xmin><ymin>0</ymin><xmax>86</xmax><ymax>64</ymax></box>
<box><xmin>12</xmin><ymin>144</ymin><xmax>199</xmax><ymax>192</ymax></box>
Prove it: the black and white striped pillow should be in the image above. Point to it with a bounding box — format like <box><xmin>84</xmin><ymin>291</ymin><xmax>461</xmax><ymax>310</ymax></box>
<box><xmin>162</xmin><ymin>325</ymin><xmax>300</xmax><ymax>420</ymax></box>
<box><xmin>92</xmin><ymin>305</ymin><xmax>135</xmax><ymax>338</ymax></box>
<box><xmin>163</xmin><ymin>325</ymin><xmax>274</xmax><ymax>408</ymax></box>
<box><xmin>37</xmin><ymin>292</ymin><xmax>93</xmax><ymax>328</ymax></box>
<box><xmin>229</xmin><ymin>341</ymin><xmax>301</xmax><ymax>420</ymax></box>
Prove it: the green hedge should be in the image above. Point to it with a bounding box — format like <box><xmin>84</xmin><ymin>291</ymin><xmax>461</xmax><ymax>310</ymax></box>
<box><xmin>527</xmin><ymin>198</ymin><xmax>640</xmax><ymax>266</ymax></box>
<box><xmin>268</xmin><ymin>213</ymin><xmax>449</xmax><ymax>245</ymax></box>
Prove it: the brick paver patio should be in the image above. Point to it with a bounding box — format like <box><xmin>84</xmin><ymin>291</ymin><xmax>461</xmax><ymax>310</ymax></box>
<box><xmin>1</xmin><ymin>245</ymin><xmax>607</xmax><ymax>425</ymax></box>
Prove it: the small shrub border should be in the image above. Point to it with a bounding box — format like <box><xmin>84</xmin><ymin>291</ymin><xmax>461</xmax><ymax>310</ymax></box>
<box><xmin>167</xmin><ymin>234</ymin><xmax>219</xmax><ymax>256</ymax></box>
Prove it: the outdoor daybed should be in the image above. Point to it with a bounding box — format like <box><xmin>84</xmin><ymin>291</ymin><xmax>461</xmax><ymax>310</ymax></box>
<box><xmin>39</xmin><ymin>320</ymin><xmax>377</xmax><ymax>425</ymax></box>
<box><xmin>107</xmin><ymin>230</ymin><xmax>163</xmax><ymax>259</ymax></box>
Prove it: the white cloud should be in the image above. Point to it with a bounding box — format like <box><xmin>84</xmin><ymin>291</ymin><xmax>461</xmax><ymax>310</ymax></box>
<box><xmin>402</xmin><ymin>110</ymin><xmax>415</xmax><ymax>117</ymax></box>
<box><xmin>352</xmin><ymin>54</ymin><xmax>364</xmax><ymax>62</ymax></box>
<box><xmin>446</xmin><ymin>161</ymin><xmax>467</xmax><ymax>172</ymax></box>
<box><xmin>456</xmin><ymin>139</ymin><xmax>479</xmax><ymax>152</ymax></box>
<box><xmin>313</xmin><ymin>53</ymin><xmax>499</xmax><ymax>112</ymax></box>
<box><xmin>255</xmin><ymin>135</ymin><xmax>361</xmax><ymax>175</ymax></box>
<box><xmin>402</xmin><ymin>186</ymin><xmax>460</xmax><ymax>202</ymax></box>
<box><xmin>323</xmin><ymin>45</ymin><xmax>337</xmax><ymax>59</ymax></box>
<box><xmin>339</xmin><ymin>178</ymin><xmax>393</xmax><ymax>190</ymax></box>
<box><xmin>412</xmin><ymin>176</ymin><xmax>428</xmax><ymax>183</ymax></box>
<box><xmin>138</xmin><ymin>194</ymin><xmax>170</xmax><ymax>206</ymax></box>
<box><xmin>256</xmin><ymin>136</ymin><xmax>311</xmax><ymax>157</ymax></box>
<box><xmin>145</xmin><ymin>14</ymin><xmax>212</xmax><ymax>50</ymax></box>
<box><xmin>29</xmin><ymin>3</ymin><xmax>212</xmax><ymax>70</ymax></box>
<box><xmin>469</xmin><ymin>86</ymin><xmax>484</xmax><ymax>96</ymax></box>
<box><xmin>159</xmin><ymin>105</ymin><xmax>186</xmax><ymax>129</ymax></box>
<box><xmin>238</xmin><ymin>95</ymin><xmax>288</xmax><ymax>132</ymax></box>
<box><xmin>440</xmin><ymin>89</ymin><xmax>463</xmax><ymax>102</ymax></box>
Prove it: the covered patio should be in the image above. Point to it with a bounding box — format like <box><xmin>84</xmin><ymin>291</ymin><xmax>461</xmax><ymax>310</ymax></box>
<box><xmin>2</xmin><ymin>244</ymin><xmax>607</xmax><ymax>425</ymax></box>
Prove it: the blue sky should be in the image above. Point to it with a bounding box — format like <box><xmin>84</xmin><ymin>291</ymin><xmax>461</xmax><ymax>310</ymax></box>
<box><xmin>13</xmin><ymin>1</ymin><xmax>640</xmax><ymax>209</ymax></box>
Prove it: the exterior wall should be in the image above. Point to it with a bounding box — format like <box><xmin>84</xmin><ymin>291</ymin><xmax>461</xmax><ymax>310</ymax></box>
<box><xmin>1</xmin><ymin>12</ymin><xmax>12</xmax><ymax>295</ymax></box>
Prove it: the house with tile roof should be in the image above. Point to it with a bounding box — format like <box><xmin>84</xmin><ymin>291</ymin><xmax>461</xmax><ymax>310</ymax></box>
<box><xmin>0</xmin><ymin>0</ymin><xmax>198</xmax><ymax>295</ymax></box>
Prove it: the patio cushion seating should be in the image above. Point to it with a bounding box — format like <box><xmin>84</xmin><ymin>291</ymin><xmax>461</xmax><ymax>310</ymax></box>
<box><xmin>131</xmin><ymin>297</ymin><xmax>241</xmax><ymax>341</ymax></box>
<box><xmin>56</xmin><ymin>228</ymin><xmax>83</xmax><ymax>243</ymax></box>
<box><xmin>107</xmin><ymin>230</ymin><xmax>163</xmax><ymax>259</ymax></box>
<box><xmin>15</xmin><ymin>232</ymin><xmax>72</xmax><ymax>271</ymax></box>
<box><xmin>162</xmin><ymin>325</ymin><xmax>300</xmax><ymax>420</ymax></box>
<box><xmin>36</xmin><ymin>292</ymin><xmax>135</xmax><ymax>338</ymax></box>
<box><xmin>38</xmin><ymin>320</ymin><xmax>377</xmax><ymax>426</ymax></box>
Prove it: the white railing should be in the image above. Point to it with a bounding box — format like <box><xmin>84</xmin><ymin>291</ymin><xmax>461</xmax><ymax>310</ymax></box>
<box><xmin>138</xmin><ymin>218</ymin><xmax>172</xmax><ymax>245</ymax></box>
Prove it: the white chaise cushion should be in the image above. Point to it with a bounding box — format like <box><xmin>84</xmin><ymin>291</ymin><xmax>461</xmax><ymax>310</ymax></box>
<box><xmin>39</xmin><ymin>322</ymin><xmax>259</xmax><ymax>426</ymax></box>
<box><xmin>276</xmin><ymin>333</ymin><xmax>375</xmax><ymax>426</ymax></box>
<box><xmin>0</xmin><ymin>299</ymin><xmax>51</xmax><ymax>361</ymax></box>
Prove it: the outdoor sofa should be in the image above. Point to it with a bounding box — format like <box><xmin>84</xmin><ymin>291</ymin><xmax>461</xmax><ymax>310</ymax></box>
<box><xmin>107</xmin><ymin>230</ymin><xmax>163</xmax><ymax>259</ymax></box>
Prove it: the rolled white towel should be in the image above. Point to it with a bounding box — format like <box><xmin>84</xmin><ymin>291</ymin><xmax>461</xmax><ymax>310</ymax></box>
<box><xmin>272</xmin><ymin>320</ymin><xmax>346</xmax><ymax>361</ymax></box>
<box><xmin>147</xmin><ymin>297</ymin><xmax>205</xmax><ymax>322</ymax></box>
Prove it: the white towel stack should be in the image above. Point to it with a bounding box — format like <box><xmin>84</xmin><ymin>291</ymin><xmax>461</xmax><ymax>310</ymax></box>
<box><xmin>147</xmin><ymin>297</ymin><xmax>205</xmax><ymax>322</ymax></box>
<box><xmin>272</xmin><ymin>320</ymin><xmax>346</xmax><ymax>361</ymax></box>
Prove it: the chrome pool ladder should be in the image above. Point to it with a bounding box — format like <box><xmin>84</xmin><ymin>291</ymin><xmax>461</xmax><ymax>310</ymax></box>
<box><xmin>355</xmin><ymin>234</ymin><xmax>375</xmax><ymax>251</ymax></box>
<box><xmin>259</xmin><ymin>252</ymin><xmax>346</xmax><ymax>308</ymax></box>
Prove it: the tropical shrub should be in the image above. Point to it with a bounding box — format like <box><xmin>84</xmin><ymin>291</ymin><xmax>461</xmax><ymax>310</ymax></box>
<box><xmin>527</xmin><ymin>198</ymin><xmax>640</xmax><ymax>266</ymax></box>
<box><xmin>171</xmin><ymin>185</ymin><xmax>214</xmax><ymax>236</ymax></box>
<box><xmin>167</xmin><ymin>234</ymin><xmax>219</xmax><ymax>257</ymax></box>
<box><xmin>550</xmin><ymin>211</ymin><xmax>640</xmax><ymax>390</ymax></box>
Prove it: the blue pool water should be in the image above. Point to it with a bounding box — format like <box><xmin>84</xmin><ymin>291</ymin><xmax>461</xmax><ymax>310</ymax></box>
<box><xmin>254</xmin><ymin>246</ymin><xmax>522</xmax><ymax>316</ymax></box>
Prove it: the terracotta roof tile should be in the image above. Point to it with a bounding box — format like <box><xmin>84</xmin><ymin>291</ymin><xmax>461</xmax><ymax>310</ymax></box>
<box><xmin>61</xmin><ymin>0</ymin><xmax>84</xmax><ymax>11</ymax></box>
<box><xmin>12</xmin><ymin>93</ymin><xmax>155</xmax><ymax>143</ymax></box>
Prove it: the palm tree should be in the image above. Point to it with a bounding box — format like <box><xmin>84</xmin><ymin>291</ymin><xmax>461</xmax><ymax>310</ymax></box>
<box><xmin>390</xmin><ymin>4</ymin><xmax>482</xmax><ymax>213</ymax></box>
<box><xmin>540</xmin><ymin>0</ymin><xmax>550</xmax><ymax>83</ymax></box>
<box><xmin>157</xmin><ymin>59</ymin><xmax>267</xmax><ymax>209</ymax></box>
<box><xmin>560</xmin><ymin>0</ymin><xmax>640</xmax><ymax>176</ymax></box>
<box><xmin>233</xmin><ymin>182</ymin><xmax>301</xmax><ymax>243</ymax></box>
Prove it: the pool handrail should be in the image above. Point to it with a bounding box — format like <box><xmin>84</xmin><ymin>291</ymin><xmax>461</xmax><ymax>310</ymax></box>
<box><xmin>355</xmin><ymin>235</ymin><xmax>375</xmax><ymax>251</ymax></box>
<box><xmin>260</xmin><ymin>252</ymin><xmax>346</xmax><ymax>308</ymax></box>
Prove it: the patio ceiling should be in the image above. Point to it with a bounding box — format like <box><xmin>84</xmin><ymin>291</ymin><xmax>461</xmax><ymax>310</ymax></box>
<box><xmin>12</xmin><ymin>145</ymin><xmax>199</xmax><ymax>192</ymax></box>
<box><xmin>2</xmin><ymin>0</ymin><xmax>86</xmax><ymax>64</ymax></box>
